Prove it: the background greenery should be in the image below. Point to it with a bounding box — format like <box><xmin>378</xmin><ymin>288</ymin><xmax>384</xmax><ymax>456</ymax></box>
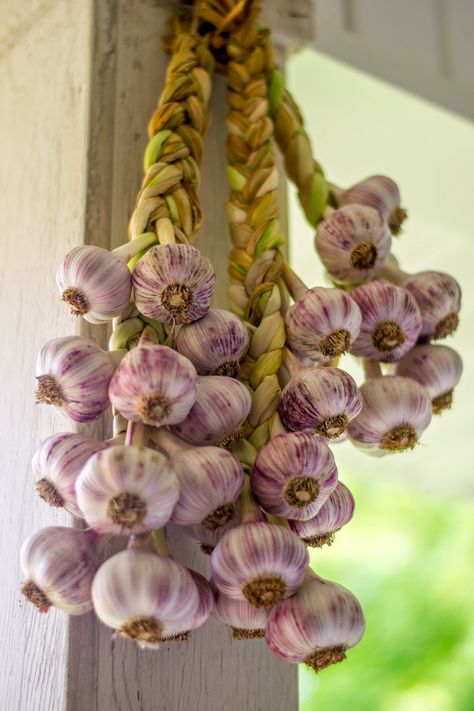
<box><xmin>287</xmin><ymin>49</ymin><xmax>474</xmax><ymax>711</ymax></box>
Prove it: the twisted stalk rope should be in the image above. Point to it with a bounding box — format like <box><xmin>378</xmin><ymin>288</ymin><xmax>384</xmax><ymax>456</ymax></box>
<box><xmin>217</xmin><ymin>8</ymin><xmax>289</xmax><ymax>460</ymax></box>
<box><xmin>270</xmin><ymin>76</ymin><xmax>329</xmax><ymax>227</ymax></box>
<box><xmin>128</xmin><ymin>16</ymin><xmax>215</xmax><ymax>245</ymax></box>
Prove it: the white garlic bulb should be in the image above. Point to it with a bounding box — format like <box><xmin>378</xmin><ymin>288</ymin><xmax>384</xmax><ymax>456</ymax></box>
<box><xmin>170</xmin><ymin>446</ymin><xmax>244</xmax><ymax>529</ymax></box>
<box><xmin>76</xmin><ymin>445</ymin><xmax>179</xmax><ymax>535</ymax></box>
<box><xmin>132</xmin><ymin>243</ymin><xmax>216</xmax><ymax>324</ymax></box>
<box><xmin>56</xmin><ymin>245</ymin><xmax>132</xmax><ymax>324</ymax></box>
<box><xmin>109</xmin><ymin>344</ymin><xmax>197</xmax><ymax>427</ymax></box>
<box><xmin>35</xmin><ymin>336</ymin><xmax>114</xmax><ymax>423</ymax></box>
<box><xmin>20</xmin><ymin>526</ymin><xmax>100</xmax><ymax>615</ymax></box>
<box><xmin>32</xmin><ymin>432</ymin><xmax>106</xmax><ymax>517</ymax></box>
<box><xmin>92</xmin><ymin>548</ymin><xmax>200</xmax><ymax>648</ymax></box>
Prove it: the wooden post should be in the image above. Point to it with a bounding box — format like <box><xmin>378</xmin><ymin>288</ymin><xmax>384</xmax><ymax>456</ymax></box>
<box><xmin>0</xmin><ymin>1</ymin><xmax>313</xmax><ymax>709</ymax></box>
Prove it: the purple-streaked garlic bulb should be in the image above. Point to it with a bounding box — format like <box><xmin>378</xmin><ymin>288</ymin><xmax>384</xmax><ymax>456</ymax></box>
<box><xmin>315</xmin><ymin>205</ymin><xmax>391</xmax><ymax>285</ymax></box>
<box><xmin>279</xmin><ymin>367</ymin><xmax>362</xmax><ymax>439</ymax></box>
<box><xmin>285</xmin><ymin>287</ymin><xmax>362</xmax><ymax>362</ymax></box>
<box><xmin>251</xmin><ymin>432</ymin><xmax>338</xmax><ymax>521</ymax></box>
<box><xmin>340</xmin><ymin>175</ymin><xmax>407</xmax><ymax>235</ymax></box>
<box><xmin>171</xmin><ymin>375</ymin><xmax>251</xmax><ymax>446</ymax></box>
<box><xmin>170</xmin><ymin>447</ymin><xmax>244</xmax><ymax>530</ymax></box>
<box><xmin>347</xmin><ymin>375</ymin><xmax>432</xmax><ymax>455</ymax></box>
<box><xmin>32</xmin><ymin>433</ymin><xmax>107</xmax><ymax>517</ymax></box>
<box><xmin>266</xmin><ymin>575</ymin><xmax>365</xmax><ymax>672</ymax></box>
<box><xmin>214</xmin><ymin>590</ymin><xmax>268</xmax><ymax>639</ymax></box>
<box><xmin>350</xmin><ymin>280</ymin><xmax>421</xmax><ymax>363</ymax></box>
<box><xmin>76</xmin><ymin>446</ymin><xmax>179</xmax><ymax>535</ymax></box>
<box><xmin>404</xmin><ymin>271</ymin><xmax>461</xmax><ymax>340</ymax></box>
<box><xmin>288</xmin><ymin>482</ymin><xmax>355</xmax><ymax>547</ymax></box>
<box><xmin>163</xmin><ymin>571</ymin><xmax>215</xmax><ymax>641</ymax></box>
<box><xmin>109</xmin><ymin>344</ymin><xmax>197</xmax><ymax>427</ymax></box>
<box><xmin>56</xmin><ymin>245</ymin><xmax>132</xmax><ymax>324</ymax></box>
<box><xmin>210</xmin><ymin>522</ymin><xmax>308</xmax><ymax>608</ymax></box>
<box><xmin>20</xmin><ymin>526</ymin><xmax>99</xmax><ymax>614</ymax></box>
<box><xmin>35</xmin><ymin>336</ymin><xmax>114</xmax><ymax>423</ymax></box>
<box><xmin>395</xmin><ymin>344</ymin><xmax>463</xmax><ymax>414</ymax></box>
<box><xmin>92</xmin><ymin>548</ymin><xmax>200</xmax><ymax>648</ymax></box>
<box><xmin>132</xmin><ymin>244</ymin><xmax>216</xmax><ymax>325</ymax></box>
<box><xmin>176</xmin><ymin>308</ymin><xmax>250</xmax><ymax>376</ymax></box>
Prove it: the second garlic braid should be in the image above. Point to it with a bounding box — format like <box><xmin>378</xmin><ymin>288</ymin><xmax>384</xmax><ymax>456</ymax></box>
<box><xmin>224</xmin><ymin>14</ymin><xmax>287</xmax><ymax>454</ymax></box>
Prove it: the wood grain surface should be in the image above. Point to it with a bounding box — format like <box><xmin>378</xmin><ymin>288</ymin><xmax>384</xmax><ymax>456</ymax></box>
<box><xmin>0</xmin><ymin>1</ymin><xmax>313</xmax><ymax>709</ymax></box>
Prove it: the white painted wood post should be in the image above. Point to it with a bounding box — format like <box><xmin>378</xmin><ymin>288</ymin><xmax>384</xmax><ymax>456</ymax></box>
<box><xmin>0</xmin><ymin>1</ymin><xmax>313</xmax><ymax>709</ymax></box>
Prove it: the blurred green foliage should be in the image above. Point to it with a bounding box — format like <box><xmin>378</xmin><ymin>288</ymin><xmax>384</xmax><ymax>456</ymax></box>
<box><xmin>299</xmin><ymin>475</ymin><xmax>474</xmax><ymax>711</ymax></box>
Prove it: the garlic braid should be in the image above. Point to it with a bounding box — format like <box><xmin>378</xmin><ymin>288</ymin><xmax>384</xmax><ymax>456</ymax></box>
<box><xmin>223</xmin><ymin>13</ymin><xmax>288</xmax><ymax>453</ymax></box>
<box><xmin>271</xmin><ymin>79</ymin><xmax>329</xmax><ymax>228</ymax></box>
<box><xmin>128</xmin><ymin>17</ymin><xmax>215</xmax><ymax>244</ymax></box>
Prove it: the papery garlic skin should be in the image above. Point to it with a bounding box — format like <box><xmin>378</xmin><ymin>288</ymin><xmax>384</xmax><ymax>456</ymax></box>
<box><xmin>404</xmin><ymin>271</ymin><xmax>461</xmax><ymax>340</ymax></box>
<box><xmin>35</xmin><ymin>336</ymin><xmax>114</xmax><ymax>423</ymax></box>
<box><xmin>266</xmin><ymin>576</ymin><xmax>365</xmax><ymax>671</ymax></box>
<box><xmin>347</xmin><ymin>375</ymin><xmax>432</xmax><ymax>455</ymax></box>
<box><xmin>163</xmin><ymin>571</ymin><xmax>214</xmax><ymax>640</ymax></box>
<box><xmin>285</xmin><ymin>287</ymin><xmax>362</xmax><ymax>362</ymax></box>
<box><xmin>210</xmin><ymin>522</ymin><xmax>308</xmax><ymax>608</ymax></box>
<box><xmin>214</xmin><ymin>590</ymin><xmax>268</xmax><ymax>639</ymax></box>
<box><xmin>170</xmin><ymin>447</ymin><xmax>244</xmax><ymax>529</ymax></box>
<box><xmin>395</xmin><ymin>344</ymin><xmax>463</xmax><ymax>414</ymax></box>
<box><xmin>315</xmin><ymin>205</ymin><xmax>392</xmax><ymax>285</ymax></box>
<box><xmin>109</xmin><ymin>344</ymin><xmax>197</xmax><ymax>426</ymax></box>
<box><xmin>20</xmin><ymin>526</ymin><xmax>99</xmax><ymax>615</ymax></box>
<box><xmin>288</xmin><ymin>482</ymin><xmax>355</xmax><ymax>547</ymax></box>
<box><xmin>279</xmin><ymin>367</ymin><xmax>362</xmax><ymax>439</ymax></box>
<box><xmin>133</xmin><ymin>244</ymin><xmax>216</xmax><ymax>325</ymax></box>
<box><xmin>92</xmin><ymin>549</ymin><xmax>199</xmax><ymax>647</ymax></box>
<box><xmin>171</xmin><ymin>376</ymin><xmax>251</xmax><ymax>446</ymax></box>
<box><xmin>183</xmin><ymin>506</ymin><xmax>241</xmax><ymax>555</ymax></box>
<box><xmin>350</xmin><ymin>281</ymin><xmax>421</xmax><ymax>363</ymax></box>
<box><xmin>56</xmin><ymin>245</ymin><xmax>132</xmax><ymax>324</ymax></box>
<box><xmin>340</xmin><ymin>175</ymin><xmax>406</xmax><ymax>235</ymax></box>
<box><xmin>251</xmin><ymin>432</ymin><xmax>338</xmax><ymax>521</ymax></box>
<box><xmin>76</xmin><ymin>446</ymin><xmax>179</xmax><ymax>535</ymax></box>
<box><xmin>175</xmin><ymin>309</ymin><xmax>250</xmax><ymax>376</ymax></box>
<box><xmin>33</xmin><ymin>433</ymin><xmax>107</xmax><ymax>517</ymax></box>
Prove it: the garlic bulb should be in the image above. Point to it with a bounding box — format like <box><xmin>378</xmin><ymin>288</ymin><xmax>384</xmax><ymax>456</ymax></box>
<box><xmin>279</xmin><ymin>367</ymin><xmax>362</xmax><ymax>439</ymax></box>
<box><xmin>214</xmin><ymin>590</ymin><xmax>268</xmax><ymax>639</ymax></box>
<box><xmin>340</xmin><ymin>175</ymin><xmax>407</xmax><ymax>235</ymax></box>
<box><xmin>32</xmin><ymin>433</ymin><xmax>107</xmax><ymax>517</ymax></box>
<box><xmin>288</xmin><ymin>482</ymin><xmax>355</xmax><ymax>547</ymax></box>
<box><xmin>170</xmin><ymin>447</ymin><xmax>244</xmax><ymax>530</ymax></box>
<box><xmin>20</xmin><ymin>526</ymin><xmax>99</xmax><ymax>614</ymax></box>
<box><xmin>176</xmin><ymin>308</ymin><xmax>250</xmax><ymax>376</ymax></box>
<box><xmin>92</xmin><ymin>548</ymin><xmax>199</xmax><ymax>648</ymax></box>
<box><xmin>35</xmin><ymin>336</ymin><xmax>114</xmax><ymax>423</ymax></box>
<box><xmin>285</xmin><ymin>287</ymin><xmax>362</xmax><ymax>362</ymax></box>
<box><xmin>56</xmin><ymin>245</ymin><xmax>132</xmax><ymax>324</ymax></box>
<box><xmin>347</xmin><ymin>375</ymin><xmax>432</xmax><ymax>455</ymax></box>
<box><xmin>163</xmin><ymin>571</ymin><xmax>214</xmax><ymax>640</ymax></box>
<box><xmin>109</xmin><ymin>344</ymin><xmax>197</xmax><ymax>427</ymax></box>
<box><xmin>76</xmin><ymin>445</ymin><xmax>179</xmax><ymax>535</ymax></box>
<box><xmin>404</xmin><ymin>271</ymin><xmax>461</xmax><ymax>340</ymax></box>
<box><xmin>171</xmin><ymin>375</ymin><xmax>251</xmax><ymax>446</ymax></box>
<box><xmin>315</xmin><ymin>205</ymin><xmax>392</xmax><ymax>285</ymax></box>
<box><xmin>350</xmin><ymin>281</ymin><xmax>421</xmax><ymax>363</ymax></box>
<box><xmin>265</xmin><ymin>575</ymin><xmax>365</xmax><ymax>671</ymax></box>
<box><xmin>395</xmin><ymin>344</ymin><xmax>463</xmax><ymax>414</ymax></box>
<box><xmin>132</xmin><ymin>244</ymin><xmax>215</xmax><ymax>324</ymax></box>
<box><xmin>251</xmin><ymin>432</ymin><xmax>338</xmax><ymax>520</ymax></box>
<box><xmin>210</xmin><ymin>522</ymin><xmax>308</xmax><ymax>608</ymax></box>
